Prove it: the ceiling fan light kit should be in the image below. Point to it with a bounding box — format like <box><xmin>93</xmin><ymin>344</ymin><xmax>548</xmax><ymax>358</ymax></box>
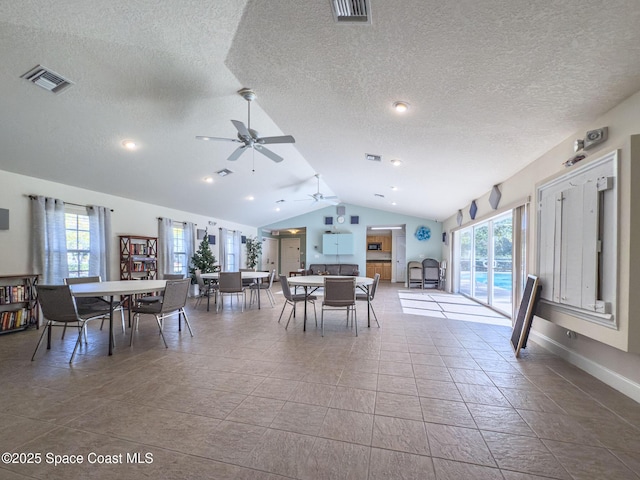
<box><xmin>196</xmin><ymin>88</ymin><xmax>295</xmax><ymax>164</ymax></box>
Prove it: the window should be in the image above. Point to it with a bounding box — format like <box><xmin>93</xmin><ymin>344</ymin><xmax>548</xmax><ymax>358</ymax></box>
<box><xmin>65</xmin><ymin>212</ymin><xmax>90</xmax><ymax>278</ymax></box>
<box><xmin>225</xmin><ymin>233</ymin><xmax>238</xmax><ymax>272</ymax></box>
<box><xmin>537</xmin><ymin>150</ymin><xmax>617</xmax><ymax>326</ymax></box>
<box><xmin>172</xmin><ymin>222</ymin><xmax>186</xmax><ymax>275</ymax></box>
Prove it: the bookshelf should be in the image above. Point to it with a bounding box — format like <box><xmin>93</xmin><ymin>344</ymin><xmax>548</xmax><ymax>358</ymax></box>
<box><xmin>119</xmin><ymin>235</ymin><xmax>158</xmax><ymax>280</ymax></box>
<box><xmin>0</xmin><ymin>274</ymin><xmax>39</xmax><ymax>334</ymax></box>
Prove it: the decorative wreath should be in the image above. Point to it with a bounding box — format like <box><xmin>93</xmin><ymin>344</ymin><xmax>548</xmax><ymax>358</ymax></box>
<box><xmin>415</xmin><ymin>226</ymin><xmax>431</xmax><ymax>241</ymax></box>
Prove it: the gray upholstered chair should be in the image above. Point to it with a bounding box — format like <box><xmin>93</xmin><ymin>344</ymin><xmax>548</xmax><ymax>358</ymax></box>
<box><xmin>278</xmin><ymin>275</ymin><xmax>317</xmax><ymax>329</ymax></box>
<box><xmin>217</xmin><ymin>272</ymin><xmax>246</xmax><ymax>312</ymax></box>
<box><xmin>321</xmin><ymin>276</ymin><xmax>357</xmax><ymax>337</ymax></box>
<box><xmin>422</xmin><ymin>258</ymin><xmax>440</xmax><ymax>289</ymax></box>
<box><xmin>356</xmin><ymin>272</ymin><xmax>380</xmax><ymax>328</ymax></box>
<box><xmin>250</xmin><ymin>269</ymin><xmax>276</xmax><ymax>307</ymax></box>
<box><xmin>193</xmin><ymin>269</ymin><xmax>219</xmax><ymax>310</ymax></box>
<box><xmin>130</xmin><ymin>278</ymin><xmax>192</xmax><ymax>347</ymax></box>
<box><xmin>64</xmin><ymin>276</ymin><xmax>125</xmax><ymax>341</ymax></box>
<box><xmin>32</xmin><ymin>285</ymin><xmax>108</xmax><ymax>363</ymax></box>
<box><xmin>137</xmin><ymin>273</ymin><xmax>185</xmax><ymax>305</ymax></box>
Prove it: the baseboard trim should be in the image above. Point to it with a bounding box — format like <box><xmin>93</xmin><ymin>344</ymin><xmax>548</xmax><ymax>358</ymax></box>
<box><xmin>530</xmin><ymin>331</ymin><xmax>640</xmax><ymax>403</ymax></box>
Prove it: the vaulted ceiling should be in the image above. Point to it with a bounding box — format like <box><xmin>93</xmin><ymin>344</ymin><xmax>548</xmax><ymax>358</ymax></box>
<box><xmin>2</xmin><ymin>1</ymin><xmax>640</xmax><ymax>226</ymax></box>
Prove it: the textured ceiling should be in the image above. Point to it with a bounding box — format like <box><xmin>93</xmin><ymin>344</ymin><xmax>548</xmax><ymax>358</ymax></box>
<box><xmin>1</xmin><ymin>1</ymin><xmax>640</xmax><ymax>226</ymax></box>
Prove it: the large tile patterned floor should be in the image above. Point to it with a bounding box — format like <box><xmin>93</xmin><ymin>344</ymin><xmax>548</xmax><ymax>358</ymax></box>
<box><xmin>1</xmin><ymin>282</ymin><xmax>639</xmax><ymax>479</ymax></box>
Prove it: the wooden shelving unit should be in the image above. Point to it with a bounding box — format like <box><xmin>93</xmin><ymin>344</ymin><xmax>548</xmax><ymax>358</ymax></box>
<box><xmin>119</xmin><ymin>235</ymin><xmax>158</xmax><ymax>280</ymax></box>
<box><xmin>0</xmin><ymin>274</ymin><xmax>39</xmax><ymax>334</ymax></box>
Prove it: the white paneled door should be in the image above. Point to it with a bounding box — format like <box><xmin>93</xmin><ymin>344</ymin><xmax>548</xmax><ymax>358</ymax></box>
<box><xmin>280</xmin><ymin>237</ymin><xmax>301</xmax><ymax>276</ymax></box>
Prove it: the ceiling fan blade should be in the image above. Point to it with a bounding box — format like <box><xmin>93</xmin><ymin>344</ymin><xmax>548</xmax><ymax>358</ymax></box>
<box><xmin>227</xmin><ymin>146</ymin><xmax>248</xmax><ymax>161</ymax></box>
<box><xmin>257</xmin><ymin>135</ymin><xmax>295</xmax><ymax>145</ymax></box>
<box><xmin>255</xmin><ymin>145</ymin><xmax>284</xmax><ymax>163</ymax></box>
<box><xmin>196</xmin><ymin>135</ymin><xmax>241</xmax><ymax>143</ymax></box>
<box><xmin>231</xmin><ymin>120</ymin><xmax>251</xmax><ymax>139</ymax></box>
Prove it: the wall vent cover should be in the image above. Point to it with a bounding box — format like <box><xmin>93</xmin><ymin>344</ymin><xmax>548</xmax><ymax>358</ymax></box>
<box><xmin>21</xmin><ymin>65</ymin><xmax>73</xmax><ymax>94</ymax></box>
<box><xmin>331</xmin><ymin>0</ymin><xmax>371</xmax><ymax>23</ymax></box>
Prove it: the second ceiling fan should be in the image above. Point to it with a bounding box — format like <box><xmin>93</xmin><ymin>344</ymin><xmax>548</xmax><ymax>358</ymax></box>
<box><xmin>196</xmin><ymin>88</ymin><xmax>295</xmax><ymax>163</ymax></box>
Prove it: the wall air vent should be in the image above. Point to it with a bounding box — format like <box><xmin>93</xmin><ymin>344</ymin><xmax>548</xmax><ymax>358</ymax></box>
<box><xmin>21</xmin><ymin>65</ymin><xmax>73</xmax><ymax>94</ymax></box>
<box><xmin>366</xmin><ymin>153</ymin><xmax>382</xmax><ymax>162</ymax></box>
<box><xmin>331</xmin><ymin>0</ymin><xmax>371</xmax><ymax>23</ymax></box>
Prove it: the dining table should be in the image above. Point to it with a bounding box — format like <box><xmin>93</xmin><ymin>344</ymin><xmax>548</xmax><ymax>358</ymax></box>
<box><xmin>69</xmin><ymin>279</ymin><xmax>167</xmax><ymax>356</ymax></box>
<box><xmin>287</xmin><ymin>275</ymin><xmax>374</xmax><ymax>332</ymax></box>
<box><xmin>201</xmin><ymin>271</ymin><xmax>270</xmax><ymax>311</ymax></box>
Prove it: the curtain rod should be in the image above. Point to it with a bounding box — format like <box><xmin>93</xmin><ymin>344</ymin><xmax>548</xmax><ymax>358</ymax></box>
<box><xmin>26</xmin><ymin>194</ymin><xmax>114</xmax><ymax>212</ymax></box>
<box><xmin>157</xmin><ymin>217</ymin><xmax>197</xmax><ymax>226</ymax></box>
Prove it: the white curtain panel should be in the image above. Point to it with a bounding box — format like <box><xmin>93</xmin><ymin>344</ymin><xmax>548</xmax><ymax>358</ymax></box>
<box><xmin>184</xmin><ymin>221</ymin><xmax>196</xmax><ymax>277</ymax></box>
<box><xmin>88</xmin><ymin>205</ymin><xmax>111</xmax><ymax>280</ymax></box>
<box><xmin>234</xmin><ymin>230</ymin><xmax>242</xmax><ymax>271</ymax></box>
<box><xmin>30</xmin><ymin>196</ymin><xmax>68</xmax><ymax>284</ymax></box>
<box><xmin>219</xmin><ymin>227</ymin><xmax>228</xmax><ymax>271</ymax></box>
<box><xmin>158</xmin><ymin>217</ymin><xmax>174</xmax><ymax>275</ymax></box>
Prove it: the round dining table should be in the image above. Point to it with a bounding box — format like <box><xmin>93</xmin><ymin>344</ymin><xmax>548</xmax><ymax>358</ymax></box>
<box><xmin>201</xmin><ymin>271</ymin><xmax>270</xmax><ymax>311</ymax></box>
<box><xmin>69</xmin><ymin>279</ymin><xmax>167</xmax><ymax>356</ymax></box>
<box><xmin>287</xmin><ymin>275</ymin><xmax>374</xmax><ymax>331</ymax></box>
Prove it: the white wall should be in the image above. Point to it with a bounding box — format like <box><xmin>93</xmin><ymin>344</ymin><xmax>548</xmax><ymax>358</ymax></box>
<box><xmin>441</xmin><ymin>90</ymin><xmax>640</xmax><ymax>401</ymax></box>
<box><xmin>0</xmin><ymin>170</ymin><xmax>257</xmax><ymax>278</ymax></box>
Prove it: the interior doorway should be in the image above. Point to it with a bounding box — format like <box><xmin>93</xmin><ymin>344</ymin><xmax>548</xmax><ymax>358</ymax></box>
<box><xmin>280</xmin><ymin>237</ymin><xmax>301</xmax><ymax>276</ymax></box>
<box><xmin>261</xmin><ymin>237</ymin><xmax>279</xmax><ymax>273</ymax></box>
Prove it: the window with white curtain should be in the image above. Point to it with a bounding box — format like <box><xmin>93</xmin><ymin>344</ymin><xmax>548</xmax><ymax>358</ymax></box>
<box><xmin>225</xmin><ymin>233</ymin><xmax>238</xmax><ymax>272</ymax></box>
<box><xmin>172</xmin><ymin>222</ymin><xmax>187</xmax><ymax>275</ymax></box>
<box><xmin>65</xmin><ymin>210</ymin><xmax>91</xmax><ymax>278</ymax></box>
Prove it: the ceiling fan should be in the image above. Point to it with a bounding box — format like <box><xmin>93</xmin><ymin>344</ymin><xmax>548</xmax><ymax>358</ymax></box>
<box><xmin>196</xmin><ymin>88</ymin><xmax>295</xmax><ymax>163</ymax></box>
<box><xmin>297</xmin><ymin>174</ymin><xmax>340</xmax><ymax>204</ymax></box>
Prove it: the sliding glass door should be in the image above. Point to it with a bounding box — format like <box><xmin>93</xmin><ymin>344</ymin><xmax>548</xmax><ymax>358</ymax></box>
<box><xmin>455</xmin><ymin>211</ymin><xmax>513</xmax><ymax>316</ymax></box>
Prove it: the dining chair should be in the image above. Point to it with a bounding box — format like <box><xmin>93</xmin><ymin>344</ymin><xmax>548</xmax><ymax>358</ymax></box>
<box><xmin>217</xmin><ymin>272</ymin><xmax>246</xmax><ymax>312</ymax></box>
<box><xmin>136</xmin><ymin>273</ymin><xmax>184</xmax><ymax>305</ymax></box>
<box><xmin>64</xmin><ymin>276</ymin><xmax>125</xmax><ymax>342</ymax></box>
<box><xmin>240</xmin><ymin>268</ymin><xmax>257</xmax><ymax>288</ymax></box>
<box><xmin>32</xmin><ymin>285</ymin><xmax>108</xmax><ymax>363</ymax></box>
<box><xmin>321</xmin><ymin>276</ymin><xmax>357</xmax><ymax>337</ymax></box>
<box><xmin>194</xmin><ymin>269</ymin><xmax>218</xmax><ymax>309</ymax></box>
<box><xmin>356</xmin><ymin>273</ymin><xmax>381</xmax><ymax>328</ymax></box>
<box><xmin>250</xmin><ymin>269</ymin><xmax>276</xmax><ymax>307</ymax></box>
<box><xmin>278</xmin><ymin>275</ymin><xmax>317</xmax><ymax>329</ymax></box>
<box><xmin>130</xmin><ymin>278</ymin><xmax>193</xmax><ymax>347</ymax></box>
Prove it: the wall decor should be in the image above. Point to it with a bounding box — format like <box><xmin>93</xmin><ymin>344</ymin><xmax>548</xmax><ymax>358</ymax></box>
<box><xmin>197</xmin><ymin>228</ymin><xmax>206</xmax><ymax>240</ymax></box>
<box><xmin>241</xmin><ymin>235</ymin><xmax>247</xmax><ymax>244</ymax></box>
<box><xmin>489</xmin><ymin>185</ymin><xmax>501</xmax><ymax>210</ymax></box>
<box><xmin>0</xmin><ymin>208</ymin><xmax>8</xmax><ymax>230</ymax></box>
<box><xmin>324</xmin><ymin>216</ymin><xmax>333</xmax><ymax>225</ymax></box>
<box><xmin>415</xmin><ymin>225</ymin><xmax>431</xmax><ymax>241</ymax></box>
<box><xmin>469</xmin><ymin>201</ymin><xmax>478</xmax><ymax>220</ymax></box>
<box><xmin>350</xmin><ymin>215</ymin><xmax>359</xmax><ymax>224</ymax></box>
<box><xmin>442</xmin><ymin>232</ymin><xmax>448</xmax><ymax>245</ymax></box>
<box><xmin>208</xmin><ymin>235</ymin><xmax>216</xmax><ymax>245</ymax></box>
<box><xmin>456</xmin><ymin>210</ymin><xmax>463</xmax><ymax>226</ymax></box>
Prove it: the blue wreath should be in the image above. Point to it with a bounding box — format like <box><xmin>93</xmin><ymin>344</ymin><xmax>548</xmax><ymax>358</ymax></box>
<box><xmin>415</xmin><ymin>226</ymin><xmax>431</xmax><ymax>241</ymax></box>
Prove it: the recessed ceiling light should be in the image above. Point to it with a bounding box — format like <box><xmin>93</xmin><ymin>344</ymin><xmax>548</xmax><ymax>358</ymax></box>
<box><xmin>246</xmin><ymin>196</ymin><xmax>255</xmax><ymax>201</ymax></box>
<box><xmin>122</xmin><ymin>140</ymin><xmax>137</xmax><ymax>150</ymax></box>
<box><xmin>276</xmin><ymin>207</ymin><xmax>281</xmax><ymax>212</ymax></box>
<box><xmin>203</xmin><ymin>176</ymin><xmax>213</xmax><ymax>183</ymax></box>
<box><xmin>390</xmin><ymin>159</ymin><xmax>402</xmax><ymax>167</ymax></box>
<box><xmin>390</xmin><ymin>186</ymin><xmax>398</xmax><ymax>191</ymax></box>
<box><xmin>391</xmin><ymin>202</ymin><xmax>397</xmax><ymax>206</ymax></box>
<box><xmin>393</xmin><ymin>101</ymin><xmax>409</xmax><ymax>113</ymax></box>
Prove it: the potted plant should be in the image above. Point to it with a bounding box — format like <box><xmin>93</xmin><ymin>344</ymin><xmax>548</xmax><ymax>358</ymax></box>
<box><xmin>245</xmin><ymin>236</ymin><xmax>262</xmax><ymax>270</ymax></box>
<box><xmin>189</xmin><ymin>228</ymin><xmax>218</xmax><ymax>287</ymax></box>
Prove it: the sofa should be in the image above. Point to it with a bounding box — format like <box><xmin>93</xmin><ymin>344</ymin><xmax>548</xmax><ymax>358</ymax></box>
<box><xmin>307</xmin><ymin>264</ymin><xmax>359</xmax><ymax>276</ymax></box>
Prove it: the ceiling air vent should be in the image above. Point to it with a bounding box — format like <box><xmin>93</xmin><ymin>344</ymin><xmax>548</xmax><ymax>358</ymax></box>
<box><xmin>21</xmin><ymin>65</ymin><xmax>73</xmax><ymax>94</ymax></box>
<box><xmin>216</xmin><ymin>168</ymin><xmax>233</xmax><ymax>177</ymax></box>
<box><xmin>366</xmin><ymin>153</ymin><xmax>382</xmax><ymax>162</ymax></box>
<box><xmin>331</xmin><ymin>0</ymin><xmax>371</xmax><ymax>23</ymax></box>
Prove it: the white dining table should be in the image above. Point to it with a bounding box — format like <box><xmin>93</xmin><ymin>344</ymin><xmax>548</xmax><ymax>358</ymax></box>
<box><xmin>69</xmin><ymin>279</ymin><xmax>167</xmax><ymax>356</ymax></box>
<box><xmin>287</xmin><ymin>275</ymin><xmax>374</xmax><ymax>332</ymax></box>
<box><xmin>201</xmin><ymin>271</ymin><xmax>270</xmax><ymax>311</ymax></box>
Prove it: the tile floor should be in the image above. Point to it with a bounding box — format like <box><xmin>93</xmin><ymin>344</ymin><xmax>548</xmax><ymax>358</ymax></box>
<box><xmin>1</xmin><ymin>282</ymin><xmax>639</xmax><ymax>480</ymax></box>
